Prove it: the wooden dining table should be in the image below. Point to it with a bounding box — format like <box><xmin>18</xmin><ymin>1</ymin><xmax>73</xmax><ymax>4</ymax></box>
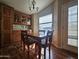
<box><xmin>22</xmin><ymin>34</ymin><xmax>45</xmax><ymax>59</ymax></box>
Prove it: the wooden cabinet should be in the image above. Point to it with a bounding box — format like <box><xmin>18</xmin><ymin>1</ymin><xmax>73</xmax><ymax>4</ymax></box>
<box><xmin>12</xmin><ymin>11</ymin><xmax>33</xmax><ymax>45</ymax></box>
<box><xmin>13</xmin><ymin>30</ymin><xmax>21</xmax><ymax>42</ymax></box>
<box><xmin>0</xmin><ymin>3</ymin><xmax>33</xmax><ymax>48</ymax></box>
<box><xmin>14</xmin><ymin>11</ymin><xmax>32</xmax><ymax>25</ymax></box>
<box><xmin>0</xmin><ymin>3</ymin><xmax>14</xmax><ymax>48</ymax></box>
<box><xmin>13</xmin><ymin>11</ymin><xmax>33</xmax><ymax>35</ymax></box>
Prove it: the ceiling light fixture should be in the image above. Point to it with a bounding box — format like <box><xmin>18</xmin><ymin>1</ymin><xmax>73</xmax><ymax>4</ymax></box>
<box><xmin>28</xmin><ymin>0</ymin><xmax>39</xmax><ymax>12</ymax></box>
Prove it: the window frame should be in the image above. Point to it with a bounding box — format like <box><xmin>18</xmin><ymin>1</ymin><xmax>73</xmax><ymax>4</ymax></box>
<box><xmin>67</xmin><ymin>2</ymin><xmax>78</xmax><ymax>47</ymax></box>
<box><xmin>38</xmin><ymin>14</ymin><xmax>53</xmax><ymax>36</ymax></box>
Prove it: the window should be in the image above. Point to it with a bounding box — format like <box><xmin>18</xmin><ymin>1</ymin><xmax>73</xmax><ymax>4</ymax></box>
<box><xmin>39</xmin><ymin>14</ymin><xmax>52</xmax><ymax>37</ymax></box>
<box><xmin>68</xmin><ymin>5</ymin><xmax>78</xmax><ymax>47</ymax></box>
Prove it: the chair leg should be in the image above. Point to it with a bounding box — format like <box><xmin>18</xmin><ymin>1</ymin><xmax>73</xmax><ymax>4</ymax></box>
<box><xmin>44</xmin><ymin>48</ymin><xmax>46</xmax><ymax>59</ymax></box>
<box><xmin>39</xmin><ymin>46</ymin><xmax>41</xmax><ymax>59</ymax></box>
<box><xmin>27</xmin><ymin>45</ymin><xmax>29</xmax><ymax>59</ymax></box>
<box><xmin>49</xmin><ymin>45</ymin><xmax>51</xmax><ymax>59</ymax></box>
<box><xmin>23</xmin><ymin>44</ymin><xmax>25</xmax><ymax>52</ymax></box>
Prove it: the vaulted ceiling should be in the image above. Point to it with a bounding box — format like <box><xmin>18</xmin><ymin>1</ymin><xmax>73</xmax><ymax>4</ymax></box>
<box><xmin>0</xmin><ymin>0</ymin><xmax>54</xmax><ymax>14</ymax></box>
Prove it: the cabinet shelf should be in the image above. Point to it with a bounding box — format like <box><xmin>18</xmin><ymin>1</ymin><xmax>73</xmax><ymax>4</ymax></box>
<box><xmin>13</xmin><ymin>10</ymin><xmax>32</xmax><ymax>34</ymax></box>
<box><xmin>13</xmin><ymin>22</ymin><xmax>32</xmax><ymax>26</ymax></box>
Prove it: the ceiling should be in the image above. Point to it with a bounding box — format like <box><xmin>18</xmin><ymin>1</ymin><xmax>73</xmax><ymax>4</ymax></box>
<box><xmin>0</xmin><ymin>0</ymin><xmax>54</xmax><ymax>14</ymax></box>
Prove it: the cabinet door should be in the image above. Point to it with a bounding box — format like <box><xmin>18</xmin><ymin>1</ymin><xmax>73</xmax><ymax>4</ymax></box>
<box><xmin>1</xmin><ymin>4</ymin><xmax>13</xmax><ymax>47</ymax></box>
<box><xmin>3</xmin><ymin>32</ymin><xmax>11</xmax><ymax>46</ymax></box>
<box><xmin>2</xmin><ymin>5</ymin><xmax>13</xmax><ymax>17</ymax></box>
<box><xmin>3</xmin><ymin>16</ymin><xmax>11</xmax><ymax>30</ymax></box>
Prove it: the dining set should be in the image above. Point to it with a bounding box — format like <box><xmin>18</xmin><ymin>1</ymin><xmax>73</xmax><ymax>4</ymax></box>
<box><xmin>21</xmin><ymin>30</ymin><xmax>53</xmax><ymax>59</ymax></box>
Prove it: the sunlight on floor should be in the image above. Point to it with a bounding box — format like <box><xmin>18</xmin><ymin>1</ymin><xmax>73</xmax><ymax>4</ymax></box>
<box><xmin>41</xmin><ymin>47</ymin><xmax>53</xmax><ymax>59</ymax></box>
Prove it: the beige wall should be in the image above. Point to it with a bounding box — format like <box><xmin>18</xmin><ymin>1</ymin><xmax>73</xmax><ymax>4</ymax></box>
<box><xmin>32</xmin><ymin>0</ymin><xmax>62</xmax><ymax>48</ymax></box>
<box><xmin>32</xmin><ymin>2</ymin><xmax>54</xmax><ymax>36</ymax></box>
<box><xmin>53</xmin><ymin>0</ymin><xmax>59</xmax><ymax>47</ymax></box>
<box><xmin>32</xmin><ymin>0</ymin><xmax>78</xmax><ymax>53</ymax></box>
<box><xmin>52</xmin><ymin>0</ymin><xmax>63</xmax><ymax>48</ymax></box>
<box><xmin>32</xmin><ymin>14</ymin><xmax>39</xmax><ymax>36</ymax></box>
<box><xmin>33</xmin><ymin>2</ymin><xmax>54</xmax><ymax>45</ymax></box>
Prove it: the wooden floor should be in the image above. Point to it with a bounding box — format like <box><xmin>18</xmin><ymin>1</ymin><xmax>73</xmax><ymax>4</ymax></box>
<box><xmin>40</xmin><ymin>45</ymin><xmax>77</xmax><ymax>59</ymax></box>
<box><xmin>0</xmin><ymin>45</ymin><xmax>78</xmax><ymax>59</ymax></box>
<box><xmin>51</xmin><ymin>45</ymin><xmax>78</xmax><ymax>59</ymax></box>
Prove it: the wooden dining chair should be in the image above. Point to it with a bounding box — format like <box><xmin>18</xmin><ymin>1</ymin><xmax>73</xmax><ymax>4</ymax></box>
<box><xmin>39</xmin><ymin>30</ymin><xmax>53</xmax><ymax>59</ymax></box>
<box><xmin>39</xmin><ymin>30</ymin><xmax>46</xmax><ymax>37</ymax></box>
<box><xmin>21</xmin><ymin>31</ymin><xmax>36</xmax><ymax>59</ymax></box>
<box><xmin>21</xmin><ymin>31</ymin><xmax>27</xmax><ymax>51</ymax></box>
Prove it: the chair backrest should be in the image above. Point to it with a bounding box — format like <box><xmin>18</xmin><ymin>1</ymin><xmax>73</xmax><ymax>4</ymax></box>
<box><xmin>46</xmin><ymin>30</ymin><xmax>53</xmax><ymax>45</ymax></box>
<box><xmin>21</xmin><ymin>31</ymin><xmax>35</xmax><ymax>45</ymax></box>
<box><xmin>21</xmin><ymin>31</ymin><xmax>27</xmax><ymax>43</ymax></box>
<box><xmin>39</xmin><ymin>30</ymin><xmax>45</xmax><ymax>37</ymax></box>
